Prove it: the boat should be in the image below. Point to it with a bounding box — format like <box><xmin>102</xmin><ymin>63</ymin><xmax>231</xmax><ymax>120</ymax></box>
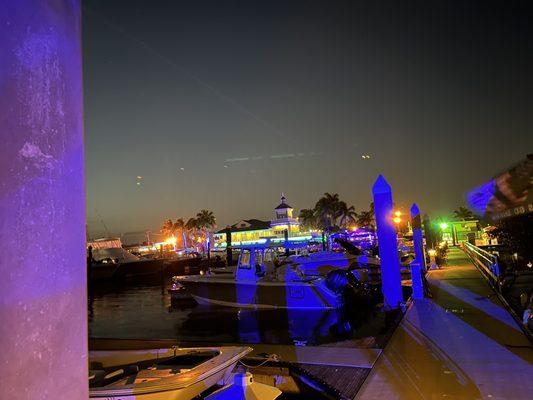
<box><xmin>88</xmin><ymin>238</ymin><xmax>164</xmax><ymax>281</ymax></box>
<box><xmin>285</xmin><ymin>250</ymin><xmax>381</xmax><ymax>276</ymax></box>
<box><xmin>175</xmin><ymin>244</ymin><xmax>365</xmax><ymax>310</ymax></box>
<box><xmin>168</xmin><ymin>277</ymin><xmax>194</xmax><ymax>301</ymax></box>
<box><xmin>89</xmin><ymin>346</ymin><xmax>252</xmax><ymax>399</ymax></box>
<box><xmin>163</xmin><ymin>253</ymin><xmax>203</xmax><ymax>276</ymax></box>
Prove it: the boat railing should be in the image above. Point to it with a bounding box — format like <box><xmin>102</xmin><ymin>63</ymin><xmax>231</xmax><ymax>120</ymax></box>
<box><xmin>462</xmin><ymin>241</ymin><xmax>500</xmax><ymax>285</ymax></box>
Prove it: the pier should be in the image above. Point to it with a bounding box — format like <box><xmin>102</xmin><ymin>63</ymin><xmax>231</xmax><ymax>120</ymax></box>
<box><xmin>356</xmin><ymin>247</ymin><xmax>533</xmax><ymax>399</ymax></box>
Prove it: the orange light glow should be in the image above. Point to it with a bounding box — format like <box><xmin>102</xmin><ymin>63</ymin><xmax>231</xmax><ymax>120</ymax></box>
<box><xmin>393</xmin><ymin>216</ymin><xmax>402</xmax><ymax>225</ymax></box>
<box><xmin>394</xmin><ymin>210</ymin><xmax>402</xmax><ymax>217</ymax></box>
<box><xmin>165</xmin><ymin>236</ymin><xmax>177</xmax><ymax>246</ymax></box>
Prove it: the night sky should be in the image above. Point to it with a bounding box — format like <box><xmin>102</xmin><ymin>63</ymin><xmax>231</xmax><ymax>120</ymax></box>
<box><xmin>83</xmin><ymin>0</ymin><xmax>533</xmax><ymax>240</ymax></box>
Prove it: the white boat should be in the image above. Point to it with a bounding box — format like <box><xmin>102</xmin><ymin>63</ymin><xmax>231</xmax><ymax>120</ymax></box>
<box><xmin>285</xmin><ymin>250</ymin><xmax>382</xmax><ymax>276</ymax></box>
<box><xmin>89</xmin><ymin>346</ymin><xmax>252</xmax><ymax>399</ymax></box>
<box><xmin>175</xmin><ymin>245</ymin><xmax>363</xmax><ymax>310</ymax></box>
<box><xmin>88</xmin><ymin>238</ymin><xmax>164</xmax><ymax>281</ymax></box>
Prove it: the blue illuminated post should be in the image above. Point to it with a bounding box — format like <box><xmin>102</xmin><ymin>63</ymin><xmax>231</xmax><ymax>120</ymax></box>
<box><xmin>410</xmin><ymin>203</ymin><xmax>425</xmax><ymax>300</ymax></box>
<box><xmin>0</xmin><ymin>1</ymin><xmax>87</xmax><ymax>398</ymax></box>
<box><xmin>372</xmin><ymin>175</ymin><xmax>403</xmax><ymax>309</ymax></box>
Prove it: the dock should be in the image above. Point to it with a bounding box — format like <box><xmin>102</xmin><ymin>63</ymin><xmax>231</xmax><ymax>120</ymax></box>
<box><xmin>355</xmin><ymin>247</ymin><xmax>533</xmax><ymax>399</ymax></box>
<box><xmin>87</xmin><ymin>247</ymin><xmax>532</xmax><ymax>399</ymax></box>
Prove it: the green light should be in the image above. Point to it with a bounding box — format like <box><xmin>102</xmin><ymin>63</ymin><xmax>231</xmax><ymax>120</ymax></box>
<box><xmin>439</xmin><ymin>222</ymin><xmax>449</xmax><ymax>230</ymax></box>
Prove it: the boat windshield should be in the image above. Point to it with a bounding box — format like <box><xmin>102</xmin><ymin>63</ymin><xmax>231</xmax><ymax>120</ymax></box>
<box><xmin>263</xmin><ymin>249</ymin><xmax>275</xmax><ymax>262</ymax></box>
<box><xmin>254</xmin><ymin>250</ymin><xmax>263</xmax><ymax>265</ymax></box>
<box><xmin>238</xmin><ymin>250</ymin><xmax>251</xmax><ymax>269</ymax></box>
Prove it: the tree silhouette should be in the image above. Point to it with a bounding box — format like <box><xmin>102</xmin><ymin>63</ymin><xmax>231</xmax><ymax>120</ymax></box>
<box><xmin>453</xmin><ymin>206</ymin><xmax>476</xmax><ymax>221</ymax></box>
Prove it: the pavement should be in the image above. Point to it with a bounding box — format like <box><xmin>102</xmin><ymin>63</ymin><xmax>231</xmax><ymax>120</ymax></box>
<box><xmin>356</xmin><ymin>247</ymin><xmax>533</xmax><ymax>400</ymax></box>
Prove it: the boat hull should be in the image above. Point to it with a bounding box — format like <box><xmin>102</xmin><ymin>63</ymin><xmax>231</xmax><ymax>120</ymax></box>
<box><xmin>89</xmin><ymin>346</ymin><xmax>251</xmax><ymax>399</ymax></box>
<box><xmin>90</xmin><ymin>368</ymin><xmax>232</xmax><ymax>399</ymax></box>
<box><xmin>177</xmin><ymin>277</ymin><xmax>339</xmax><ymax>309</ymax></box>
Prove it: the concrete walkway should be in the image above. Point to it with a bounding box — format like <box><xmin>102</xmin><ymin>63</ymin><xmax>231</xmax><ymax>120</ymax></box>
<box><xmin>356</xmin><ymin>247</ymin><xmax>533</xmax><ymax>400</ymax></box>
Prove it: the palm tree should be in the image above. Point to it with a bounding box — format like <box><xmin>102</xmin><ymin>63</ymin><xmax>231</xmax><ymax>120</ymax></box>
<box><xmin>314</xmin><ymin>192</ymin><xmax>340</xmax><ymax>232</ymax></box>
<box><xmin>356</xmin><ymin>203</ymin><xmax>375</xmax><ymax>230</ymax></box>
<box><xmin>185</xmin><ymin>217</ymin><xmax>198</xmax><ymax>244</ymax></box>
<box><xmin>161</xmin><ymin>219</ymin><xmax>175</xmax><ymax>237</ymax></box>
<box><xmin>195</xmin><ymin>209</ymin><xmax>216</xmax><ymax>231</ymax></box>
<box><xmin>195</xmin><ymin>210</ymin><xmax>217</xmax><ymax>257</ymax></box>
<box><xmin>172</xmin><ymin>218</ymin><xmax>187</xmax><ymax>249</ymax></box>
<box><xmin>298</xmin><ymin>208</ymin><xmax>317</xmax><ymax>230</ymax></box>
<box><xmin>453</xmin><ymin>206</ymin><xmax>476</xmax><ymax>221</ymax></box>
<box><xmin>337</xmin><ymin>201</ymin><xmax>357</xmax><ymax>228</ymax></box>
<box><xmin>314</xmin><ymin>193</ymin><xmax>348</xmax><ymax>251</ymax></box>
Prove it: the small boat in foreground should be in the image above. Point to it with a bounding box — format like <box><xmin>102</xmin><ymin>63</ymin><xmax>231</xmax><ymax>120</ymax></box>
<box><xmin>89</xmin><ymin>346</ymin><xmax>252</xmax><ymax>399</ymax></box>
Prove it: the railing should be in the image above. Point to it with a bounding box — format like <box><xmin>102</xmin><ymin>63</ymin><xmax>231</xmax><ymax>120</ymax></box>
<box><xmin>462</xmin><ymin>241</ymin><xmax>500</xmax><ymax>285</ymax></box>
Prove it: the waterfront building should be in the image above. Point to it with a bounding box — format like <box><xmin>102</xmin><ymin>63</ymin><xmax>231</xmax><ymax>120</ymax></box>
<box><xmin>213</xmin><ymin>195</ymin><xmax>317</xmax><ymax>248</ymax></box>
<box><xmin>440</xmin><ymin>220</ymin><xmax>482</xmax><ymax>246</ymax></box>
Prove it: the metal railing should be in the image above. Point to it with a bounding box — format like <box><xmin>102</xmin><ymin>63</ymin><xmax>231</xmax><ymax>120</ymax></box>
<box><xmin>462</xmin><ymin>242</ymin><xmax>500</xmax><ymax>285</ymax></box>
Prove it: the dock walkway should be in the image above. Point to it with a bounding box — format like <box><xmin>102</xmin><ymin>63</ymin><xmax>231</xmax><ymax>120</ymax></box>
<box><xmin>356</xmin><ymin>247</ymin><xmax>533</xmax><ymax>400</ymax></box>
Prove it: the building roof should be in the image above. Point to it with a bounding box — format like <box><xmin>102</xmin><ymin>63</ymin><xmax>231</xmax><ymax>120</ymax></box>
<box><xmin>216</xmin><ymin>219</ymin><xmax>272</xmax><ymax>233</ymax></box>
<box><xmin>275</xmin><ymin>195</ymin><xmax>292</xmax><ymax>210</ymax></box>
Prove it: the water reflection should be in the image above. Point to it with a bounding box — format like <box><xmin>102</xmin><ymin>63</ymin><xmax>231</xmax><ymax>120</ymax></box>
<box><xmin>89</xmin><ymin>279</ymin><xmax>391</xmax><ymax>347</ymax></box>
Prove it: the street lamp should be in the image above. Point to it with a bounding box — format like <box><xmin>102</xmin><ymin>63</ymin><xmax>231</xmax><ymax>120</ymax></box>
<box><xmin>393</xmin><ymin>210</ymin><xmax>402</xmax><ymax>226</ymax></box>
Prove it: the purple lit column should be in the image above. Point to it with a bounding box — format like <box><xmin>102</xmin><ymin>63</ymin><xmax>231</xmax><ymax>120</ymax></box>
<box><xmin>410</xmin><ymin>203</ymin><xmax>425</xmax><ymax>300</ymax></box>
<box><xmin>372</xmin><ymin>175</ymin><xmax>403</xmax><ymax>309</ymax></box>
<box><xmin>0</xmin><ymin>1</ymin><xmax>87</xmax><ymax>399</ymax></box>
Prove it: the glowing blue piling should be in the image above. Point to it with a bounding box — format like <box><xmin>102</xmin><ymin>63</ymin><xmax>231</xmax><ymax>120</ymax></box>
<box><xmin>372</xmin><ymin>175</ymin><xmax>403</xmax><ymax>309</ymax></box>
<box><xmin>410</xmin><ymin>204</ymin><xmax>425</xmax><ymax>300</ymax></box>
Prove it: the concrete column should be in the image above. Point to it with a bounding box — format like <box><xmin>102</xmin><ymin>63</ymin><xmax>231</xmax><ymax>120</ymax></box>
<box><xmin>0</xmin><ymin>1</ymin><xmax>86</xmax><ymax>399</ymax></box>
<box><xmin>410</xmin><ymin>204</ymin><xmax>425</xmax><ymax>300</ymax></box>
<box><xmin>372</xmin><ymin>175</ymin><xmax>403</xmax><ymax>309</ymax></box>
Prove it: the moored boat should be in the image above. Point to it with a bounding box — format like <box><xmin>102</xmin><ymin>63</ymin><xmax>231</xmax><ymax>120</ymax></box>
<box><xmin>88</xmin><ymin>238</ymin><xmax>164</xmax><ymax>281</ymax></box>
<box><xmin>175</xmin><ymin>244</ymin><xmax>365</xmax><ymax>310</ymax></box>
<box><xmin>89</xmin><ymin>346</ymin><xmax>252</xmax><ymax>399</ymax></box>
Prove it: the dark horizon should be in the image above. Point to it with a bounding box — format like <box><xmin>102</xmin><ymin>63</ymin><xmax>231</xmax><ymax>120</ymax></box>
<box><xmin>83</xmin><ymin>0</ymin><xmax>533</xmax><ymax>238</ymax></box>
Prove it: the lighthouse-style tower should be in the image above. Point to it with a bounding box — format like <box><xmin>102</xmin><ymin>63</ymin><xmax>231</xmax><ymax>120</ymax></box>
<box><xmin>271</xmin><ymin>194</ymin><xmax>299</xmax><ymax>237</ymax></box>
<box><xmin>274</xmin><ymin>194</ymin><xmax>293</xmax><ymax>220</ymax></box>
